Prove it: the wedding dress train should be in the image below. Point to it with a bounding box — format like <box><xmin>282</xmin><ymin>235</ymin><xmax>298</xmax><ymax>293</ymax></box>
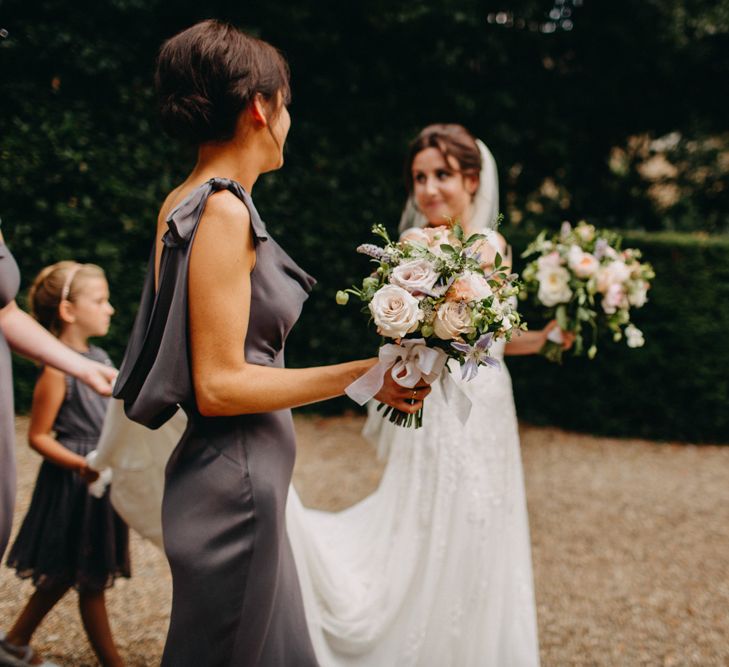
<box><xmin>286</xmin><ymin>340</ymin><xmax>540</xmax><ymax>666</ymax></box>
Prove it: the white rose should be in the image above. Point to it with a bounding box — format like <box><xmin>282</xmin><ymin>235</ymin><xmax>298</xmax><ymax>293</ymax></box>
<box><xmin>602</xmin><ymin>283</ymin><xmax>628</xmax><ymax>314</ymax></box>
<box><xmin>447</xmin><ymin>272</ymin><xmax>493</xmax><ymax>302</ymax></box>
<box><xmin>369</xmin><ymin>285</ymin><xmax>424</xmax><ymax>339</ymax></box>
<box><xmin>390</xmin><ymin>258</ymin><xmax>439</xmax><ymax>297</ymax></box>
<box><xmin>628</xmin><ymin>280</ymin><xmax>649</xmax><ymax>307</ymax></box>
<box><xmin>625</xmin><ymin>324</ymin><xmax>645</xmax><ymax>348</ymax></box>
<box><xmin>537</xmin><ymin>266</ymin><xmax>573</xmax><ymax>307</ymax></box>
<box><xmin>596</xmin><ymin>260</ymin><xmax>632</xmax><ymax>293</ymax></box>
<box><xmin>567</xmin><ymin>245</ymin><xmax>600</xmax><ymax>279</ymax></box>
<box><xmin>432</xmin><ymin>301</ymin><xmax>475</xmax><ymax>340</ymax></box>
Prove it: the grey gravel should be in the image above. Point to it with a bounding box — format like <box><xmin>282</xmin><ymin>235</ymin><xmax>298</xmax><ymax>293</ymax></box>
<box><xmin>1</xmin><ymin>415</ymin><xmax>727</xmax><ymax>666</ymax></box>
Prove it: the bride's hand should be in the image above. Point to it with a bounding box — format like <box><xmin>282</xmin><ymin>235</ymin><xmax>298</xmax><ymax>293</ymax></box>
<box><xmin>543</xmin><ymin>320</ymin><xmax>576</xmax><ymax>350</ymax></box>
<box><xmin>374</xmin><ymin>368</ymin><xmax>432</xmax><ymax>414</ymax></box>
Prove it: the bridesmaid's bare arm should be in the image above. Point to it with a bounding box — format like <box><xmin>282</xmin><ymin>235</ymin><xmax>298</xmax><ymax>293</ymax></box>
<box><xmin>186</xmin><ymin>191</ymin><xmax>428</xmax><ymax>417</ymax></box>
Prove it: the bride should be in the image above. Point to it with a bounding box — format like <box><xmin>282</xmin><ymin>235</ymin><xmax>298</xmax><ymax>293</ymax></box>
<box><xmin>286</xmin><ymin>124</ymin><xmax>573</xmax><ymax>667</ymax></box>
<box><xmin>91</xmin><ymin>123</ymin><xmax>572</xmax><ymax>665</ymax></box>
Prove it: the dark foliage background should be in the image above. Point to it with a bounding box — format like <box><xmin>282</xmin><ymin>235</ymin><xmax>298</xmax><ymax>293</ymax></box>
<box><xmin>1</xmin><ymin>0</ymin><xmax>727</xmax><ymax>439</ymax></box>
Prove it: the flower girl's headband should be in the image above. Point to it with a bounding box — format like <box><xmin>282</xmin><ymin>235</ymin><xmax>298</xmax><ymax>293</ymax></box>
<box><xmin>61</xmin><ymin>263</ymin><xmax>84</xmax><ymax>302</ymax></box>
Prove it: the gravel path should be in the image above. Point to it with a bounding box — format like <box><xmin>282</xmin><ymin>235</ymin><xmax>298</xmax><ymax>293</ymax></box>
<box><xmin>1</xmin><ymin>415</ymin><xmax>728</xmax><ymax>666</ymax></box>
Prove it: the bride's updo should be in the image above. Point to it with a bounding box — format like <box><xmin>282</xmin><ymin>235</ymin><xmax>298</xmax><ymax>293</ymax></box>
<box><xmin>404</xmin><ymin>124</ymin><xmax>482</xmax><ymax>194</ymax></box>
<box><xmin>155</xmin><ymin>19</ymin><xmax>291</xmax><ymax>144</ymax></box>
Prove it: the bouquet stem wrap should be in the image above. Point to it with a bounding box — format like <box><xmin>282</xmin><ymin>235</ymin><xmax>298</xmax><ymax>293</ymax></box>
<box><xmin>345</xmin><ymin>339</ymin><xmax>472</xmax><ymax>426</ymax></box>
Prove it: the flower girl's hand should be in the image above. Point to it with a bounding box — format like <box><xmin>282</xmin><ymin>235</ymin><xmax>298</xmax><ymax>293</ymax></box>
<box><xmin>543</xmin><ymin>320</ymin><xmax>576</xmax><ymax>350</ymax></box>
<box><xmin>375</xmin><ymin>370</ymin><xmax>432</xmax><ymax>414</ymax></box>
<box><xmin>78</xmin><ymin>461</ymin><xmax>100</xmax><ymax>484</ymax></box>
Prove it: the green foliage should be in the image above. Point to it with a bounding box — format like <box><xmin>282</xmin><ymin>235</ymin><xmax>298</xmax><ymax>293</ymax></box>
<box><xmin>505</xmin><ymin>229</ymin><xmax>729</xmax><ymax>443</ymax></box>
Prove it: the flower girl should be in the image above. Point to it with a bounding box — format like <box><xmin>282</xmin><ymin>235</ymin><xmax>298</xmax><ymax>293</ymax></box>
<box><xmin>1</xmin><ymin>261</ymin><xmax>129</xmax><ymax>667</ymax></box>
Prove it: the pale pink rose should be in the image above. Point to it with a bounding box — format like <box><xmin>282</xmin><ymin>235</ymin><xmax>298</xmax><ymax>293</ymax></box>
<box><xmin>369</xmin><ymin>285</ymin><xmax>424</xmax><ymax>339</ymax></box>
<box><xmin>567</xmin><ymin>245</ymin><xmax>600</xmax><ymax>278</ymax></box>
<box><xmin>447</xmin><ymin>272</ymin><xmax>493</xmax><ymax>303</ymax></box>
<box><xmin>537</xmin><ymin>251</ymin><xmax>562</xmax><ymax>272</ymax></box>
<box><xmin>400</xmin><ymin>227</ymin><xmax>431</xmax><ymax>247</ymax></box>
<box><xmin>423</xmin><ymin>226</ymin><xmax>458</xmax><ymax>256</ymax></box>
<box><xmin>602</xmin><ymin>283</ymin><xmax>628</xmax><ymax>314</ymax></box>
<box><xmin>390</xmin><ymin>258</ymin><xmax>439</xmax><ymax>296</ymax></box>
<box><xmin>432</xmin><ymin>301</ymin><xmax>475</xmax><ymax>340</ymax></box>
<box><xmin>596</xmin><ymin>260</ymin><xmax>631</xmax><ymax>293</ymax></box>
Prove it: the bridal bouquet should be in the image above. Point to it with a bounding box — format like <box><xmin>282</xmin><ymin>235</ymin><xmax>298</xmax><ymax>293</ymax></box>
<box><xmin>520</xmin><ymin>221</ymin><xmax>655</xmax><ymax>363</ymax></box>
<box><xmin>336</xmin><ymin>223</ymin><xmax>523</xmax><ymax>428</ymax></box>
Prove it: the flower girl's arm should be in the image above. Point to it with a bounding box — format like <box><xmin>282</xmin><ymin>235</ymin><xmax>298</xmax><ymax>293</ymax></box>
<box><xmin>27</xmin><ymin>366</ymin><xmax>99</xmax><ymax>480</ymax></box>
<box><xmin>187</xmin><ymin>192</ymin><xmax>429</xmax><ymax>417</ymax></box>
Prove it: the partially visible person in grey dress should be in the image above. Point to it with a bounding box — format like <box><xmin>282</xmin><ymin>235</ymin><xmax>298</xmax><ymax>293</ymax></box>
<box><xmin>112</xmin><ymin>20</ymin><xmax>430</xmax><ymax>667</ymax></box>
<box><xmin>0</xmin><ymin>230</ymin><xmax>116</xmax><ymax>560</ymax></box>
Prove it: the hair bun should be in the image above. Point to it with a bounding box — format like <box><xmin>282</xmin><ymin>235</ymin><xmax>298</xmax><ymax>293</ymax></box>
<box><xmin>159</xmin><ymin>93</ymin><xmax>216</xmax><ymax>144</ymax></box>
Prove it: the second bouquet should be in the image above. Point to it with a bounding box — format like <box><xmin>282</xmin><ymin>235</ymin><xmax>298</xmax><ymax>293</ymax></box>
<box><xmin>337</xmin><ymin>223</ymin><xmax>524</xmax><ymax>428</ymax></box>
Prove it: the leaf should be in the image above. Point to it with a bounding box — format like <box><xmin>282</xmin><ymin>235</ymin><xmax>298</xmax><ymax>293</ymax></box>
<box><xmin>494</xmin><ymin>252</ymin><xmax>502</xmax><ymax>269</ymax></box>
<box><xmin>439</xmin><ymin>244</ymin><xmax>459</xmax><ymax>255</ymax></box>
<box><xmin>556</xmin><ymin>304</ymin><xmax>569</xmax><ymax>330</ymax></box>
<box><xmin>453</xmin><ymin>224</ymin><xmax>464</xmax><ymax>241</ymax></box>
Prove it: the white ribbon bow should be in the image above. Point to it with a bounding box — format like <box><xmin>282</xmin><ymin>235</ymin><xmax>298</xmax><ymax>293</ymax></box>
<box><xmin>345</xmin><ymin>339</ymin><xmax>472</xmax><ymax>424</ymax></box>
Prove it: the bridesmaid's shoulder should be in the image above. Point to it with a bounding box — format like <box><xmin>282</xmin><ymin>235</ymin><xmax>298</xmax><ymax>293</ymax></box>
<box><xmin>204</xmin><ymin>188</ymin><xmax>251</xmax><ymax>228</ymax></box>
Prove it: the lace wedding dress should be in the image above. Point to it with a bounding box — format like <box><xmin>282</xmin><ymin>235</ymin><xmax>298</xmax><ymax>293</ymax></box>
<box><xmin>286</xmin><ymin>340</ymin><xmax>540</xmax><ymax>666</ymax></box>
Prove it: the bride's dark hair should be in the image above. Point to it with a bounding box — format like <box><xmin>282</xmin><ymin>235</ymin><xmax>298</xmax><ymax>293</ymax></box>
<box><xmin>405</xmin><ymin>124</ymin><xmax>482</xmax><ymax>193</ymax></box>
<box><xmin>155</xmin><ymin>19</ymin><xmax>291</xmax><ymax>145</ymax></box>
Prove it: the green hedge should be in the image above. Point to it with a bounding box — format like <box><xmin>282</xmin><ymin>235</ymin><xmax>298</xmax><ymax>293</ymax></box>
<box><xmin>505</xmin><ymin>229</ymin><xmax>729</xmax><ymax>443</ymax></box>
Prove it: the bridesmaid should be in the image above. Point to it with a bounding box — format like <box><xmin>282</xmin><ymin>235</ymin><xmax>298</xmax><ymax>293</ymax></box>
<box><xmin>112</xmin><ymin>20</ymin><xmax>429</xmax><ymax>666</ymax></box>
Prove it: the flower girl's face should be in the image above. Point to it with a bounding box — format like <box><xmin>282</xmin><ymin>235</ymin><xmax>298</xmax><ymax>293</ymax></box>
<box><xmin>64</xmin><ymin>277</ymin><xmax>115</xmax><ymax>338</ymax></box>
<box><xmin>411</xmin><ymin>148</ymin><xmax>479</xmax><ymax>226</ymax></box>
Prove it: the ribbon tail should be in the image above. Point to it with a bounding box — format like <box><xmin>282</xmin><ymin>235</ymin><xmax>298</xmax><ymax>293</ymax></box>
<box><xmin>439</xmin><ymin>371</ymin><xmax>472</xmax><ymax>424</ymax></box>
<box><xmin>345</xmin><ymin>361</ymin><xmax>390</xmax><ymax>405</ymax></box>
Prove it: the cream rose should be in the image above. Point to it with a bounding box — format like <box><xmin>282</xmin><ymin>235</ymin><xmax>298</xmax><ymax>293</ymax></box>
<box><xmin>432</xmin><ymin>301</ymin><xmax>475</xmax><ymax>340</ymax></box>
<box><xmin>390</xmin><ymin>258</ymin><xmax>439</xmax><ymax>296</ymax></box>
<box><xmin>537</xmin><ymin>266</ymin><xmax>572</xmax><ymax>307</ymax></box>
<box><xmin>369</xmin><ymin>285</ymin><xmax>424</xmax><ymax>339</ymax></box>
<box><xmin>447</xmin><ymin>272</ymin><xmax>493</xmax><ymax>303</ymax></box>
<box><xmin>628</xmin><ymin>280</ymin><xmax>649</xmax><ymax>307</ymax></box>
<box><xmin>567</xmin><ymin>245</ymin><xmax>600</xmax><ymax>279</ymax></box>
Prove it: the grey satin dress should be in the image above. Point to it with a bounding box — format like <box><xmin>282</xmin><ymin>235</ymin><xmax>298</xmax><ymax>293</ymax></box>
<box><xmin>114</xmin><ymin>178</ymin><xmax>319</xmax><ymax>666</ymax></box>
<box><xmin>0</xmin><ymin>240</ymin><xmax>21</xmax><ymax>559</ymax></box>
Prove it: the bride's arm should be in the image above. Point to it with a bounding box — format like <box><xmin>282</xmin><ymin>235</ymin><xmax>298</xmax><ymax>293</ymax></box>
<box><xmin>505</xmin><ymin>321</ymin><xmax>575</xmax><ymax>356</ymax></box>
<box><xmin>188</xmin><ymin>192</ymin><xmax>428</xmax><ymax>417</ymax></box>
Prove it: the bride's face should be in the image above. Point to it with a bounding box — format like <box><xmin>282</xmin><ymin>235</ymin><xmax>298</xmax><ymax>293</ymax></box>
<box><xmin>411</xmin><ymin>147</ymin><xmax>479</xmax><ymax>226</ymax></box>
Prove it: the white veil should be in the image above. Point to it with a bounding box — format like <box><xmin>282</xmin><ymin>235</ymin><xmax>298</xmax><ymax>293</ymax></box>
<box><xmin>398</xmin><ymin>138</ymin><xmax>500</xmax><ymax>234</ymax></box>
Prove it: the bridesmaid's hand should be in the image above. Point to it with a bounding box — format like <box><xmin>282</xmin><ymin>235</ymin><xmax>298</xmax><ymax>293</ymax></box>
<box><xmin>543</xmin><ymin>320</ymin><xmax>576</xmax><ymax>351</ymax></box>
<box><xmin>79</xmin><ymin>360</ymin><xmax>118</xmax><ymax>396</ymax></box>
<box><xmin>374</xmin><ymin>368</ymin><xmax>432</xmax><ymax>414</ymax></box>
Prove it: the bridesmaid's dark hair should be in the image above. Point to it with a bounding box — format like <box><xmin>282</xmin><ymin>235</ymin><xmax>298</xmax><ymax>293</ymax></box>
<box><xmin>405</xmin><ymin>124</ymin><xmax>482</xmax><ymax>193</ymax></box>
<box><xmin>155</xmin><ymin>19</ymin><xmax>291</xmax><ymax>144</ymax></box>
